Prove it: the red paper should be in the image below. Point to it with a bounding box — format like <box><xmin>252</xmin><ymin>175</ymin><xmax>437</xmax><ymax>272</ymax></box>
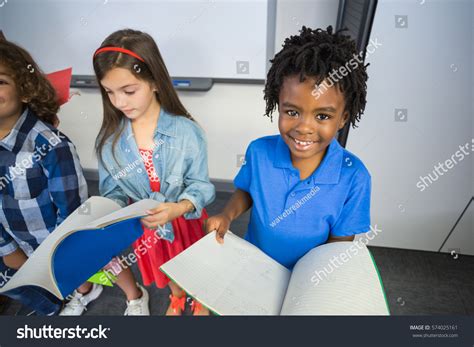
<box><xmin>46</xmin><ymin>67</ymin><xmax>72</xmax><ymax>106</ymax></box>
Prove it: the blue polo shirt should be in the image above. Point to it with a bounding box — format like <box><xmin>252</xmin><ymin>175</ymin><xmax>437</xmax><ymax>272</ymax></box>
<box><xmin>234</xmin><ymin>135</ymin><xmax>371</xmax><ymax>269</ymax></box>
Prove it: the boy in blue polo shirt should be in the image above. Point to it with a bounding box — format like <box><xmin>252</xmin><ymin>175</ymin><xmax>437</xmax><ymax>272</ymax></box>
<box><xmin>205</xmin><ymin>26</ymin><xmax>371</xmax><ymax>269</ymax></box>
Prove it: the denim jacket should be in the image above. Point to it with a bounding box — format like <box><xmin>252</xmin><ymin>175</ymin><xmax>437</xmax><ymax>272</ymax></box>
<box><xmin>98</xmin><ymin>107</ymin><xmax>215</xmax><ymax>242</ymax></box>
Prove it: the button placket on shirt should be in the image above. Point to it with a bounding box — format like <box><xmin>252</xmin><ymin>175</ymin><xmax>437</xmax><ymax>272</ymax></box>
<box><xmin>285</xmin><ymin>170</ymin><xmax>300</xmax><ymax>209</ymax></box>
<box><xmin>152</xmin><ymin>136</ymin><xmax>164</xmax><ymax>181</ymax></box>
<box><xmin>285</xmin><ymin>175</ymin><xmax>316</xmax><ymax>210</ymax></box>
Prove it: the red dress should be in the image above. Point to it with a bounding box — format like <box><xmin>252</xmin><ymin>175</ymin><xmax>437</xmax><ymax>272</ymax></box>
<box><xmin>132</xmin><ymin>148</ymin><xmax>208</xmax><ymax>288</ymax></box>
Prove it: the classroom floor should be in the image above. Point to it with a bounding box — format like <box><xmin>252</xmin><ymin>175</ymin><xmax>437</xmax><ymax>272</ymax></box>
<box><xmin>2</xmin><ymin>184</ymin><xmax>473</xmax><ymax>316</ymax></box>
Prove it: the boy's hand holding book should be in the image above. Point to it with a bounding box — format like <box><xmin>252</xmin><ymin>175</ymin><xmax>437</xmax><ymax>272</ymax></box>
<box><xmin>204</xmin><ymin>214</ymin><xmax>232</xmax><ymax>244</ymax></box>
<box><xmin>204</xmin><ymin>189</ymin><xmax>253</xmax><ymax>244</ymax></box>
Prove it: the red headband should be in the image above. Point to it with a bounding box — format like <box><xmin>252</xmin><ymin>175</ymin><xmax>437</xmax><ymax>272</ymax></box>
<box><xmin>94</xmin><ymin>46</ymin><xmax>145</xmax><ymax>62</ymax></box>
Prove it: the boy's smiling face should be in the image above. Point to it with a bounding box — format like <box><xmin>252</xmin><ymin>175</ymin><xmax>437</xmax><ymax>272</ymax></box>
<box><xmin>278</xmin><ymin>75</ymin><xmax>348</xmax><ymax>170</ymax></box>
<box><xmin>0</xmin><ymin>64</ymin><xmax>23</xmax><ymax>121</ymax></box>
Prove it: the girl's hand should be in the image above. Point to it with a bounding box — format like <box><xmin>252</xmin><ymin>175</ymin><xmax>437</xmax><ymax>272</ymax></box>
<box><xmin>204</xmin><ymin>214</ymin><xmax>232</xmax><ymax>244</ymax></box>
<box><xmin>141</xmin><ymin>202</ymin><xmax>189</xmax><ymax>229</ymax></box>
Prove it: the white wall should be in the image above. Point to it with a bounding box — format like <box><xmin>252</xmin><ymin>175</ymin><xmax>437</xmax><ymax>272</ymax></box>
<box><xmin>351</xmin><ymin>0</ymin><xmax>473</xmax><ymax>255</ymax></box>
<box><xmin>2</xmin><ymin>0</ymin><xmax>273</xmax><ymax>80</ymax></box>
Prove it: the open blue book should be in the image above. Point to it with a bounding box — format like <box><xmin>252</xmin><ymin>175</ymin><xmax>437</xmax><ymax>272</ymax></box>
<box><xmin>0</xmin><ymin>197</ymin><xmax>160</xmax><ymax>300</ymax></box>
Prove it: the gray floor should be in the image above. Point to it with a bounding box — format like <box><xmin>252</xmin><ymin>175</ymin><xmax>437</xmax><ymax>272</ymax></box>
<box><xmin>2</xmin><ymin>183</ymin><xmax>473</xmax><ymax>316</ymax></box>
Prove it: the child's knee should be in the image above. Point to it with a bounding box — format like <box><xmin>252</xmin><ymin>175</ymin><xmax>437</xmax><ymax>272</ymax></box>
<box><xmin>2</xmin><ymin>249</ymin><xmax>27</xmax><ymax>270</ymax></box>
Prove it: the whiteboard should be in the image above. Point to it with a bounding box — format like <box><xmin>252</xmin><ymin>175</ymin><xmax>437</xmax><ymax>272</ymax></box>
<box><xmin>0</xmin><ymin>0</ymin><xmax>275</xmax><ymax>81</ymax></box>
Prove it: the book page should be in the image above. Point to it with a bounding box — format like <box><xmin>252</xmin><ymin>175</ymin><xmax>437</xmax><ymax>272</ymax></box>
<box><xmin>84</xmin><ymin>198</ymin><xmax>161</xmax><ymax>229</ymax></box>
<box><xmin>160</xmin><ymin>231</ymin><xmax>291</xmax><ymax>315</ymax></box>
<box><xmin>0</xmin><ymin>196</ymin><xmax>121</xmax><ymax>297</ymax></box>
<box><xmin>56</xmin><ymin>196</ymin><xmax>121</xmax><ymax>232</ymax></box>
<box><xmin>280</xmin><ymin>241</ymin><xmax>389</xmax><ymax>315</ymax></box>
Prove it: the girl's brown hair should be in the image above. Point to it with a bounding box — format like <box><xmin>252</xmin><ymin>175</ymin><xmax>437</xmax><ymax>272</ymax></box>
<box><xmin>0</xmin><ymin>39</ymin><xmax>59</xmax><ymax>126</ymax></box>
<box><xmin>93</xmin><ymin>29</ymin><xmax>193</xmax><ymax>163</ymax></box>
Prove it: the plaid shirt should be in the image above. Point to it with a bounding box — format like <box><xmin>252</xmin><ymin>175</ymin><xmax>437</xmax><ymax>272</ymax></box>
<box><xmin>0</xmin><ymin>108</ymin><xmax>88</xmax><ymax>257</ymax></box>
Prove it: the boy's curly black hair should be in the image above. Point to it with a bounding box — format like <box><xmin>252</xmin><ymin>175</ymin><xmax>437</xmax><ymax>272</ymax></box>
<box><xmin>0</xmin><ymin>39</ymin><xmax>59</xmax><ymax>126</ymax></box>
<box><xmin>264</xmin><ymin>26</ymin><xmax>369</xmax><ymax>128</ymax></box>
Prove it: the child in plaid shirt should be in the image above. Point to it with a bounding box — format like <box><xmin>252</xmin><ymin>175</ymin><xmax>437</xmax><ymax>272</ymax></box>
<box><xmin>0</xmin><ymin>39</ymin><xmax>88</xmax><ymax>315</ymax></box>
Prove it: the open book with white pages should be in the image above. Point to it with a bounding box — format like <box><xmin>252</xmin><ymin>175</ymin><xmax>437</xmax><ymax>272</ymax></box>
<box><xmin>161</xmin><ymin>231</ymin><xmax>390</xmax><ymax>315</ymax></box>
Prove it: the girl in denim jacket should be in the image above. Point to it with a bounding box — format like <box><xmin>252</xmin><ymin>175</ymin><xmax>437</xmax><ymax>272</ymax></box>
<box><xmin>92</xmin><ymin>29</ymin><xmax>215</xmax><ymax>316</ymax></box>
